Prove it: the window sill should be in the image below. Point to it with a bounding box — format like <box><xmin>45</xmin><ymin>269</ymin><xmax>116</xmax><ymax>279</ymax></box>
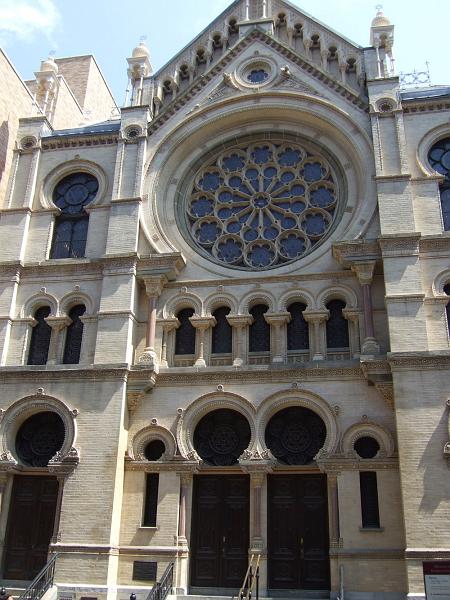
<box><xmin>138</xmin><ymin>526</ymin><xmax>158</xmax><ymax>530</ymax></box>
<box><xmin>359</xmin><ymin>526</ymin><xmax>384</xmax><ymax>532</ymax></box>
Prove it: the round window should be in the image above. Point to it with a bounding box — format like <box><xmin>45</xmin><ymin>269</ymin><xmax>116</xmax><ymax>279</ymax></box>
<box><xmin>15</xmin><ymin>411</ymin><xmax>65</xmax><ymax>467</ymax></box>
<box><xmin>354</xmin><ymin>436</ymin><xmax>380</xmax><ymax>459</ymax></box>
<box><xmin>144</xmin><ymin>439</ymin><xmax>166</xmax><ymax>461</ymax></box>
<box><xmin>182</xmin><ymin>139</ymin><xmax>340</xmax><ymax>270</ymax></box>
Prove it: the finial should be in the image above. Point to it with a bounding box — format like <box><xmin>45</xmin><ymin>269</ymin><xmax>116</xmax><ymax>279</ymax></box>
<box><xmin>140</xmin><ymin>35</ymin><xmax>147</xmax><ymax>43</ymax></box>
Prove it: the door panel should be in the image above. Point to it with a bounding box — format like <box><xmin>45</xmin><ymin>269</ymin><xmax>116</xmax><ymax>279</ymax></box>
<box><xmin>190</xmin><ymin>475</ymin><xmax>249</xmax><ymax>589</ymax></box>
<box><xmin>4</xmin><ymin>476</ymin><xmax>59</xmax><ymax>580</ymax></box>
<box><xmin>268</xmin><ymin>474</ymin><xmax>329</xmax><ymax>590</ymax></box>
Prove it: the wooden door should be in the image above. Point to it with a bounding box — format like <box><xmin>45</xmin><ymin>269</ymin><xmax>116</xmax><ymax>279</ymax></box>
<box><xmin>190</xmin><ymin>475</ymin><xmax>249</xmax><ymax>589</ymax></box>
<box><xmin>268</xmin><ymin>474</ymin><xmax>329</xmax><ymax>590</ymax></box>
<box><xmin>4</xmin><ymin>475</ymin><xmax>59</xmax><ymax>580</ymax></box>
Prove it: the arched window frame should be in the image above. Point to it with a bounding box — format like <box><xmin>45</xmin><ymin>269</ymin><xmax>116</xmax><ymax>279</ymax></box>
<box><xmin>211</xmin><ymin>306</ymin><xmax>233</xmax><ymax>364</ymax></box>
<box><xmin>286</xmin><ymin>302</ymin><xmax>310</xmax><ymax>362</ymax></box>
<box><xmin>174</xmin><ymin>307</ymin><xmax>196</xmax><ymax>366</ymax></box>
<box><xmin>27</xmin><ymin>306</ymin><xmax>52</xmax><ymax>365</ymax></box>
<box><xmin>62</xmin><ymin>304</ymin><xmax>86</xmax><ymax>365</ymax></box>
<box><xmin>325</xmin><ymin>298</ymin><xmax>350</xmax><ymax>357</ymax></box>
<box><xmin>428</xmin><ymin>137</ymin><xmax>450</xmax><ymax>231</ymax></box>
<box><xmin>248</xmin><ymin>304</ymin><xmax>270</xmax><ymax>363</ymax></box>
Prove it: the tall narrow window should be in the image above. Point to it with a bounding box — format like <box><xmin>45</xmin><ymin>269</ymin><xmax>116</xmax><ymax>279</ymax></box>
<box><xmin>143</xmin><ymin>473</ymin><xmax>159</xmax><ymax>527</ymax></box>
<box><xmin>28</xmin><ymin>306</ymin><xmax>52</xmax><ymax>365</ymax></box>
<box><xmin>445</xmin><ymin>283</ymin><xmax>450</xmax><ymax>336</ymax></box>
<box><xmin>360</xmin><ymin>471</ymin><xmax>380</xmax><ymax>528</ymax></box>
<box><xmin>428</xmin><ymin>138</ymin><xmax>450</xmax><ymax>230</ymax></box>
<box><xmin>249</xmin><ymin>304</ymin><xmax>270</xmax><ymax>352</ymax></box>
<box><xmin>287</xmin><ymin>302</ymin><xmax>309</xmax><ymax>350</ymax></box>
<box><xmin>212</xmin><ymin>306</ymin><xmax>232</xmax><ymax>354</ymax></box>
<box><xmin>326</xmin><ymin>299</ymin><xmax>349</xmax><ymax>349</ymax></box>
<box><xmin>51</xmin><ymin>173</ymin><xmax>98</xmax><ymax>259</ymax></box>
<box><xmin>175</xmin><ymin>308</ymin><xmax>196</xmax><ymax>355</ymax></box>
<box><xmin>63</xmin><ymin>304</ymin><xmax>86</xmax><ymax>364</ymax></box>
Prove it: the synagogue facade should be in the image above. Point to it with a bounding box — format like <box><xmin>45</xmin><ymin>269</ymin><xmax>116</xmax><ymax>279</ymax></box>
<box><xmin>0</xmin><ymin>2</ymin><xmax>449</xmax><ymax>600</ymax></box>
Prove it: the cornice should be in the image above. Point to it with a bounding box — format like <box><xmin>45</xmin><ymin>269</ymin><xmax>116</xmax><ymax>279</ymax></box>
<box><xmin>330</xmin><ymin>548</ymin><xmax>404</xmax><ymax>559</ymax></box>
<box><xmin>41</xmin><ymin>134</ymin><xmax>119</xmax><ymax>151</ymax></box>
<box><xmin>388</xmin><ymin>351</ymin><xmax>450</xmax><ymax>371</ymax></box>
<box><xmin>0</xmin><ymin>364</ymin><xmax>129</xmax><ymax>382</ymax></box>
<box><xmin>405</xmin><ymin>548</ymin><xmax>450</xmax><ymax>559</ymax></box>
<box><xmin>403</xmin><ymin>99</ymin><xmax>450</xmax><ymax>115</ymax></box>
<box><xmin>332</xmin><ymin>240</ymin><xmax>381</xmax><ymax>268</ymax></box>
<box><xmin>420</xmin><ymin>234</ymin><xmax>450</xmax><ymax>253</ymax></box>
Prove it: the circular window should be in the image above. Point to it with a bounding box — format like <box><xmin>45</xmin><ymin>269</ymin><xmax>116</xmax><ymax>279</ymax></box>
<box><xmin>144</xmin><ymin>439</ymin><xmax>166</xmax><ymax>461</ymax></box>
<box><xmin>354</xmin><ymin>436</ymin><xmax>380</xmax><ymax>459</ymax></box>
<box><xmin>193</xmin><ymin>409</ymin><xmax>251</xmax><ymax>466</ymax></box>
<box><xmin>183</xmin><ymin>139</ymin><xmax>339</xmax><ymax>270</ymax></box>
<box><xmin>53</xmin><ymin>172</ymin><xmax>98</xmax><ymax>213</ymax></box>
<box><xmin>265</xmin><ymin>406</ymin><xmax>326</xmax><ymax>465</ymax></box>
<box><xmin>15</xmin><ymin>411</ymin><xmax>65</xmax><ymax>467</ymax></box>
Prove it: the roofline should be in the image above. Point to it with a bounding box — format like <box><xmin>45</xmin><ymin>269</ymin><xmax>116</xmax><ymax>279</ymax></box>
<box><xmin>0</xmin><ymin>48</ymin><xmax>36</xmax><ymax>102</ymax></box>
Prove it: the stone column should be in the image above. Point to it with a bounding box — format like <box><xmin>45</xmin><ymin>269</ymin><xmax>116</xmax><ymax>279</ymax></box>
<box><xmin>226</xmin><ymin>314</ymin><xmax>253</xmax><ymax>367</ymax></box>
<box><xmin>78</xmin><ymin>314</ymin><xmax>97</xmax><ymax>364</ymax></box>
<box><xmin>190</xmin><ymin>316</ymin><xmax>216</xmax><ymax>367</ymax></box>
<box><xmin>264</xmin><ymin>312</ymin><xmax>291</xmax><ymax>363</ymax></box>
<box><xmin>327</xmin><ymin>472</ymin><xmax>341</xmax><ymax>546</ymax></box>
<box><xmin>351</xmin><ymin>261</ymin><xmax>380</xmax><ymax>355</ymax></box>
<box><xmin>176</xmin><ymin>472</ymin><xmax>193</xmax><ymax>594</ymax></box>
<box><xmin>342</xmin><ymin>309</ymin><xmax>362</xmax><ymax>358</ymax></box>
<box><xmin>45</xmin><ymin>316</ymin><xmax>71</xmax><ymax>365</ymax></box>
<box><xmin>303</xmin><ymin>310</ymin><xmax>329</xmax><ymax>360</ymax></box>
<box><xmin>157</xmin><ymin>318</ymin><xmax>179</xmax><ymax>367</ymax></box>
<box><xmin>138</xmin><ymin>276</ymin><xmax>167</xmax><ymax>366</ymax></box>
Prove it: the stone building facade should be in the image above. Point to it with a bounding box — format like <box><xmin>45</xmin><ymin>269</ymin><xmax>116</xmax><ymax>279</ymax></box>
<box><xmin>0</xmin><ymin>2</ymin><xmax>449</xmax><ymax>600</ymax></box>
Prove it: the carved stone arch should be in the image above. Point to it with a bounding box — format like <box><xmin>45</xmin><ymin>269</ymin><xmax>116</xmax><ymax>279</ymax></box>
<box><xmin>341</xmin><ymin>421</ymin><xmax>394</xmax><ymax>458</ymax></box>
<box><xmin>257</xmin><ymin>389</ymin><xmax>339</xmax><ymax>458</ymax></box>
<box><xmin>433</xmin><ymin>269</ymin><xmax>450</xmax><ymax>296</ymax></box>
<box><xmin>279</xmin><ymin>289</ymin><xmax>315</xmax><ymax>311</ymax></box>
<box><xmin>39</xmin><ymin>159</ymin><xmax>108</xmax><ymax>210</ymax></box>
<box><xmin>239</xmin><ymin>291</ymin><xmax>276</xmax><ymax>313</ymax></box>
<box><xmin>317</xmin><ymin>284</ymin><xmax>359</xmax><ymax>309</ymax></box>
<box><xmin>0</xmin><ymin>393</ymin><xmax>79</xmax><ymax>468</ymax></box>
<box><xmin>164</xmin><ymin>292</ymin><xmax>203</xmax><ymax>318</ymax></box>
<box><xmin>22</xmin><ymin>292</ymin><xmax>58</xmax><ymax>318</ymax></box>
<box><xmin>204</xmin><ymin>292</ymin><xmax>238</xmax><ymax>315</ymax></box>
<box><xmin>177</xmin><ymin>391</ymin><xmax>256</xmax><ymax>460</ymax></box>
<box><xmin>60</xmin><ymin>291</ymin><xmax>95</xmax><ymax>316</ymax></box>
<box><xmin>417</xmin><ymin>124</ymin><xmax>450</xmax><ymax>178</ymax></box>
<box><xmin>130</xmin><ymin>424</ymin><xmax>177</xmax><ymax>461</ymax></box>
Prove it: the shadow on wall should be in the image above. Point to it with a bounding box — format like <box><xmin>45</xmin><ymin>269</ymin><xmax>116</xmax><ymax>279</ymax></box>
<box><xmin>0</xmin><ymin>121</ymin><xmax>9</xmax><ymax>185</ymax></box>
<box><xmin>419</xmin><ymin>408</ymin><xmax>450</xmax><ymax>513</ymax></box>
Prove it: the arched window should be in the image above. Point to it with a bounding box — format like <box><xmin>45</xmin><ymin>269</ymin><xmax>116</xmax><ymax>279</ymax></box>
<box><xmin>212</xmin><ymin>306</ymin><xmax>232</xmax><ymax>354</ymax></box>
<box><xmin>63</xmin><ymin>304</ymin><xmax>86</xmax><ymax>364</ymax></box>
<box><xmin>175</xmin><ymin>308</ymin><xmax>196</xmax><ymax>355</ymax></box>
<box><xmin>28</xmin><ymin>306</ymin><xmax>52</xmax><ymax>365</ymax></box>
<box><xmin>326</xmin><ymin>299</ymin><xmax>349</xmax><ymax>349</ymax></box>
<box><xmin>249</xmin><ymin>304</ymin><xmax>270</xmax><ymax>352</ymax></box>
<box><xmin>50</xmin><ymin>173</ymin><xmax>98</xmax><ymax>259</ymax></box>
<box><xmin>445</xmin><ymin>283</ymin><xmax>450</xmax><ymax>335</ymax></box>
<box><xmin>428</xmin><ymin>138</ymin><xmax>450</xmax><ymax>230</ymax></box>
<box><xmin>287</xmin><ymin>302</ymin><xmax>309</xmax><ymax>350</ymax></box>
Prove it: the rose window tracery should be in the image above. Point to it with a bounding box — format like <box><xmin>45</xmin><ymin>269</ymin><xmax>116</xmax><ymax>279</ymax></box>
<box><xmin>186</xmin><ymin>141</ymin><xmax>339</xmax><ymax>269</ymax></box>
<box><xmin>15</xmin><ymin>411</ymin><xmax>65</xmax><ymax>467</ymax></box>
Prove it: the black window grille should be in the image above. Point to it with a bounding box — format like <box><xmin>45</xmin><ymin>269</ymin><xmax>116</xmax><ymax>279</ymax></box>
<box><xmin>212</xmin><ymin>306</ymin><xmax>232</xmax><ymax>354</ymax></box>
<box><xmin>63</xmin><ymin>304</ymin><xmax>86</xmax><ymax>364</ymax></box>
<box><xmin>175</xmin><ymin>308</ymin><xmax>196</xmax><ymax>355</ymax></box>
<box><xmin>428</xmin><ymin>138</ymin><xmax>450</xmax><ymax>230</ymax></box>
<box><xmin>143</xmin><ymin>473</ymin><xmax>159</xmax><ymax>527</ymax></box>
<box><xmin>16</xmin><ymin>411</ymin><xmax>65</xmax><ymax>467</ymax></box>
<box><xmin>50</xmin><ymin>173</ymin><xmax>98</xmax><ymax>259</ymax></box>
<box><xmin>326</xmin><ymin>299</ymin><xmax>349</xmax><ymax>349</ymax></box>
<box><xmin>249</xmin><ymin>304</ymin><xmax>270</xmax><ymax>352</ymax></box>
<box><xmin>287</xmin><ymin>302</ymin><xmax>309</xmax><ymax>350</ymax></box>
<box><xmin>28</xmin><ymin>306</ymin><xmax>52</xmax><ymax>365</ymax></box>
<box><xmin>360</xmin><ymin>471</ymin><xmax>380</xmax><ymax>528</ymax></box>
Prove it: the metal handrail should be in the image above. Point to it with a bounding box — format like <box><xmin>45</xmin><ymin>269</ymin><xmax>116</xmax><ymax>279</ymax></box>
<box><xmin>145</xmin><ymin>562</ymin><xmax>174</xmax><ymax>600</ymax></box>
<box><xmin>18</xmin><ymin>553</ymin><xmax>59</xmax><ymax>600</ymax></box>
<box><xmin>237</xmin><ymin>554</ymin><xmax>260</xmax><ymax>600</ymax></box>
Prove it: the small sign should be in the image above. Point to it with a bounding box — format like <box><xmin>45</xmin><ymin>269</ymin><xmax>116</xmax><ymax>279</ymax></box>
<box><xmin>133</xmin><ymin>561</ymin><xmax>157</xmax><ymax>582</ymax></box>
<box><xmin>423</xmin><ymin>561</ymin><xmax>450</xmax><ymax>600</ymax></box>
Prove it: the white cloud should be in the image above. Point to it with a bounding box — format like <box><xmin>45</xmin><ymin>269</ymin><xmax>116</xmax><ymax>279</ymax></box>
<box><xmin>0</xmin><ymin>0</ymin><xmax>60</xmax><ymax>44</ymax></box>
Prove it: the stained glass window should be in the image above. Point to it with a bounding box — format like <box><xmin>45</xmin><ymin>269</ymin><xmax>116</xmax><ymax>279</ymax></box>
<box><xmin>175</xmin><ymin>308</ymin><xmax>196</xmax><ymax>355</ymax></box>
<box><xmin>212</xmin><ymin>306</ymin><xmax>232</xmax><ymax>354</ymax></box>
<box><xmin>28</xmin><ymin>306</ymin><xmax>52</xmax><ymax>365</ymax></box>
<box><xmin>326</xmin><ymin>299</ymin><xmax>349</xmax><ymax>349</ymax></box>
<box><xmin>51</xmin><ymin>173</ymin><xmax>98</xmax><ymax>258</ymax></box>
<box><xmin>249</xmin><ymin>304</ymin><xmax>270</xmax><ymax>352</ymax></box>
<box><xmin>186</xmin><ymin>140</ymin><xmax>338</xmax><ymax>270</ymax></box>
<box><xmin>287</xmin><ymin>302</ymin><xmax>309</xmax><ymax>350</ymax></box>
<box><xmin>16</xmin><ymin>411</ymin><xmax>65</xmax><ymax>467</ymax></box>
<box><xmin>428</xmin><ymin>138</ymin><xmax>450</xmax><ymax>230</ymax></box>
<box><xmin>193</xmin><ymin>409</ymin><xmax>251</xmax><ymax>466</ymax></box>
<box><xmin>63</xmin><ymin>304</ymin><xmax>86</xmax><ymax>364</ymax></box>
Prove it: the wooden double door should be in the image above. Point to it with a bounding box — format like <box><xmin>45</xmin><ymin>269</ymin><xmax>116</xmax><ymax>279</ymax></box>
<box><xmin>190</xmin><ymin>475</ymin><xmax>249</xmax><ymax>589</ymax></box>
<box><xmin>4</xmin><ymin>475</ymin><xmax>59</xmax><ymax>580</ymax></box>
<box><xmin>268</xmin><ymin>474</ymin><xmax>330</xmax><ymax>590</ymax></box>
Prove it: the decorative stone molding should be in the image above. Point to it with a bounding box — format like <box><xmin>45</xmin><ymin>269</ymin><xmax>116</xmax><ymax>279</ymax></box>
<box><xmin>164</xmin><ymin>292</ymin><xmax>202</xmax><ymax>318</ymax></box>
<box><xmin>204</xmin><ymin>291</ymin><xmax>239</xmax><ymax>314</ymax></box>
<box><xmin>48</xmin><ymin>447</ymin><xmax>80</xmax><ymax>475</ymax></box>
<box><xmin>316</xmin><ymin>285</ymin><xmax>358</xmax><ymax>310</ymax></box>
<box><xmin>378</xmin><ymin>233</ymin><xmax>421</xmax><ymax>257</ymax></box>
<box><xmin>239</xmin><ymin>291</ymin><xmax>276</xmax><ymax>313</ymax></box>
<box><xmin>351</xmin><ymin>261</ymin><xmax>376</xmax><ymax>286</ymax></box>
<box><xmin>332</xmin><ymin>239</ymin><xmax>381</xmax><ymax>268</ymax></box>
<box><xmin>316</xmin><ymin>454</ymin><xmax>398</xmax><ymax>473</ymax></box>
<box><xmin>129</xmin><ymin>424</ymin><xmax>177</xmax><ymax>461</ymax></box>
<box><xmin>22</xmin><ymin>291</ymin><xmax>58</xmax><ymax>318</ymax></box>
<box><xmin>278</xmin><ymin>289</ymin><xmax>314</xmax><ymax>311</ymax></box>
<box><xmin>341</xmin><ymin>421</ymin><xmax>395</xmax><ymax>458</ymax></box>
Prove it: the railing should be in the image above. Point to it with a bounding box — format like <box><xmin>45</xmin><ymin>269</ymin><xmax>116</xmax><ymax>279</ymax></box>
<box><xmin>145</xmin><ymin>562</ymin><xmax>174</xmax><ymax>600</ymax></box>
<box><xmin>18</xmin><ymin>553</ymin><xmax>59</xmax><ymax>600</ymax></box>
<box><xmin>247</xmin><ymin>353</ymin><xmax>270</xmax><ymax>365</ymax></box>
<box><xmin>236</xmin><ymin>554</ymin><xmax>260</xmax><ymax>600</ymax></box>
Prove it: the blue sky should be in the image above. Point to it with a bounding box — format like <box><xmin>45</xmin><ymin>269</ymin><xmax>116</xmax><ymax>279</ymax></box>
<box><xmin>0</xmin><ymin>0</ymin><xmax>446</xmax><ymax>104</ymax></box>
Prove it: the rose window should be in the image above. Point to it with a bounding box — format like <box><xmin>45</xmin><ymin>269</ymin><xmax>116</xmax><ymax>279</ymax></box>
<box><xmin>186</xmin><ymin>141</ymin><xmax>339</xmax><ymax>269</ymax></box>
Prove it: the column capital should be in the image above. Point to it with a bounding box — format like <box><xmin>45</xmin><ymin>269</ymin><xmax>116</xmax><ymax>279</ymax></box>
<box><xmin>45</xmin><ymin>316</ymin><xmax>71</xmax><ymax>331</ymax></box>
<box><xmin>351</xmin><ymin>260</ymin><xmax>376</xmax><ymax>286</ymax></box>
<box><xmin>264</xmin><ymin>311</ymin><xmax>291</xmax><ymax>325</ymax></box>
<box><xmin>342</xmin><ymin>308</ymin><xmax>362</xmax><ymax>323</ymax></box>
<box><xmin>157</xmin><ymin>317</ymin><xmax>180</xmax><ymax>332</ymax></box>
<box><xmin>226</xmin><ymin>314</ymin><xmax>253</xmax><ymax>328</ymax></box>
<box><xmin>189</xmin><ymin>315</ymin><xmax>216</xmax><ymax>330</ymax></box>
<box><xmin>303</xmin><ymin>309</ymin><xmax>329</xmax><ymax>323</ymax></box>
<box><xmin>142</xmin><ymin>275</ymin><xmax>168</xmax><ymax>297</ymax></box>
